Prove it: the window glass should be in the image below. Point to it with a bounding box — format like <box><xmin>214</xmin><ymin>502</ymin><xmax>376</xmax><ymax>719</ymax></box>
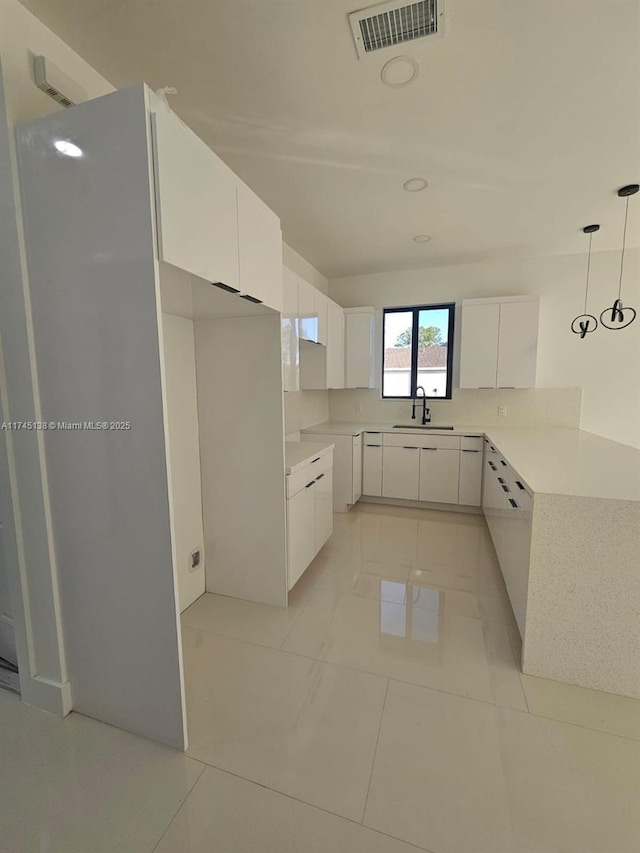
<box><xmin>382</xmin><ymin>303</ymin><xmax>454</xmax><ymax>399</ymax></box>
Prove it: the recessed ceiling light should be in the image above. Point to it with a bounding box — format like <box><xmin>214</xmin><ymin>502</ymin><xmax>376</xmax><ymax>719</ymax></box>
<box><xmin>413</xmin><ymin>234</ymin><xmax>431</xmax><ymax>243</ymax></box>
<box><xmin>54</xmin><ymin>139</ymin><xmax>83</xmax><ymax>158</ymax></box>
<box><xmin>381</xmin><ymin>55</ymin><xmax>419</xmax><ymax>88</ymax></box>
<box><xmin>403</xmin><ymin>177</ymin><xmax>429</xmax><ymax>192</ymax></box>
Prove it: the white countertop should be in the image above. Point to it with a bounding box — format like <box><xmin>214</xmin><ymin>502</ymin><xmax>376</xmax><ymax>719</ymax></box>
<box><xmin>285</xmin><ymin>440</ymin><xmax>334</xmax><ymax>475</ymax></box>
<box><xmin>301</xmin><ymin>422</ymin><xmax>640</xmax><ymax>502</ymax></box>
<box><xmin>301</xmin><ymin>421</ymin><xmax>485</xmax><ymax>437</ymax></box>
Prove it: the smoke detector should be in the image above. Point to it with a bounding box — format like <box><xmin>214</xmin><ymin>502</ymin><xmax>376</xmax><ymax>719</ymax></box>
<box><xmin>33</xmin><ymin>56</ymin><xmax>87</xmax><ymax>108</ymax></box>
<box><xmin>349</xmin><ymin>0</ymin><xmax>445</xmax><ymax>60</ymax></box>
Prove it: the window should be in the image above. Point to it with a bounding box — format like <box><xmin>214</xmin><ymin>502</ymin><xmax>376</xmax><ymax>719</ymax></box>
<box><xmin>382</xmin><ymin>303</ymin><xmax>455</xmax><ymax>399</ymax></box>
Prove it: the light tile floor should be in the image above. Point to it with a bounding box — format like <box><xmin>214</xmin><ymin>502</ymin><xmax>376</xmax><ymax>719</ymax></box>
<box><xmin>2</xmin><ymin>503</ymin><xmax>639</xmax><ymax>852</ymax></box>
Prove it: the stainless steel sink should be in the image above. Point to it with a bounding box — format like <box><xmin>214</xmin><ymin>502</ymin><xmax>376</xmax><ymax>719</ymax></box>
<box><xmin>392</xmin><ymin>425</ymin><xmax>454</xmax><ymax>430</ymax></box>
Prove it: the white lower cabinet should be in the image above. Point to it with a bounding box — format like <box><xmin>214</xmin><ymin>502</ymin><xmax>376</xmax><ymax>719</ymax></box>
<box><xmin>362</xmin><ymin>434</ymin><xmax>383</xmax><ymax>497</ymax></box>
<box><xmin>352</xmin><ymin>435</ymin><xmax>362</xmax><ymax>504</ymax></box>
<box><xmin>287</xmin><ymin>484</ymin><xmax>316</xmax><ymax>590</ymax></box>
<box><xmin>382</xmin><ymin>446</ymin><xmax>420</xmax><ymax>500</ymax></box>
<box><xmin>482</xmin><ymin>439</ymin><xmax>533</xmax><ymax>637</ymax></box>
<box><xmin>301</xmin><ymin>432</ymin><xmax>361</xmax><ymax>512</ymax></box>
<box><xmin>314</xmin><ymin>468</ymin><xmax>333</xmax><ymax>551</ymax></box>
<box><xmin>419</xmin><ymin>448</ymin><xmax>460</xmax><ymax>504</ymax></box>
<box><xmin>458</xmin><ymin>446</ymin><xmax>483</xmax><ymax>506</ymax></box>
<box><xmin>286</xmin><ymin>448</ymin><xmax>334</xmax><ymax>590</ymax></box>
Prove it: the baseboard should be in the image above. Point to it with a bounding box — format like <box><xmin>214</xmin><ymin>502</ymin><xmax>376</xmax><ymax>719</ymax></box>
<box><xmin>19</xmin><ymin>672</ymin><xmax>73</xmax><ymax>716</ymax></box>
<box><xmin>357</xmin><ymin>496</ymin><xmax>482</xmax><ymax>514</ymax></box>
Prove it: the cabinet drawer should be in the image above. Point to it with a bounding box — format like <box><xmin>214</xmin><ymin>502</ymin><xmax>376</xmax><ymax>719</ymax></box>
<box><xmin>286</xmin><ymin>450</ymin><xmax>333</xmax><ymax>498</ymax></box>
<box><xmin>363</xmin><ymin>431</ymin><xmax>383</xmax><ymax>447</ymax></box>
<box><xmin>383</xmin><ymin>432</ymin><xmax>460</xmax><ymax>449</ymax></box>
<box><xmin>461</xmin><ymin>435</ymin><xmax>483</xmax><ymax>451</ymax></box>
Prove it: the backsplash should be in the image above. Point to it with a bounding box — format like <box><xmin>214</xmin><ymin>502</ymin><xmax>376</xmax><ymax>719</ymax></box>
<box><xmin>284</xmin><ymin>390</ymin><xmax>329</xmax><ymax>433</ymax></box>
<box><xmin>328</xmin><ymin>387</ymin><xmax>583</xmax><ymax>429</ymax></box>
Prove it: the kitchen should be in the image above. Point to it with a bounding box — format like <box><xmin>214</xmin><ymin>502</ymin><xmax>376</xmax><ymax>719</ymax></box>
<box><xmin>0</xmin><ymin>1</ymin><xmax>639</xmax><ymax>851</ymax></box>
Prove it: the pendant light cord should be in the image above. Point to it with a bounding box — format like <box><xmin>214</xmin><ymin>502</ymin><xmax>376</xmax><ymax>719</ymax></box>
<box><xmin>618</xmin><ymin>195</ymin><xmax>630</xmax><ymax>301</ymax></box>
<box><xmin>584</xmin><ymin>231</ymin><xmax>593</xmax><ymax>314</ymax></box>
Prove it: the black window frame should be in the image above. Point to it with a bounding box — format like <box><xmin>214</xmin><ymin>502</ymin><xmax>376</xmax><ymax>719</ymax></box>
<box><xmin>381</xmin><ymin>302</ymin><xmax>455</xmax><ymax>400</ymax></box>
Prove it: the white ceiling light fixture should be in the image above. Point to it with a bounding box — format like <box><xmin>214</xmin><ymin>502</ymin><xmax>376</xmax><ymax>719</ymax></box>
<box><xmin>381</xmin><ymin>55</ymin><xmax>420</xmax><ymax>88</ymax></box>
<box><xmin>54</xmin><ymin>140</ymin><xmax>83</xmax><ymax>158</ymax></box>
<box><xmin>403</xmin><ymin>177</ymin><xmax>429</xmax><ymax>192</ymax></box>
<box><xmin>413</xmin><ymin>234</ymin><xmax>431</xmax><ymax>243</ymax></box>
<box><xmin>349</xmin><ymin>0</ymin><xmax>445</xmax><ymax>60</ymax></box>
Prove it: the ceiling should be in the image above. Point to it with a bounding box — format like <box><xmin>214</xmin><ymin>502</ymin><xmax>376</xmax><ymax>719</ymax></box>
<box><xmin>18</xmin><ymin>0</ymin><xmax>640</xmax><ymax>278</ymax></box>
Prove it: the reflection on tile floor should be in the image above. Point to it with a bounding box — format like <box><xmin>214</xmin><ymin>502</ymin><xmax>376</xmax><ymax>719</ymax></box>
<box><xmin>181</xmin><ymin>504</ymin><xmax>640</xmax><ymax>852</ymax></box>
<box><xmin>3</xmin><ymin>504</ymin><xmax>639</xmax><ymax>853</ymax></box>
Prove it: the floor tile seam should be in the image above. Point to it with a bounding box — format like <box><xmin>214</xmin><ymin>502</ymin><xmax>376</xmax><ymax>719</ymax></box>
<box><xmin>150</xmin><ymin>761</ymin><xmax>207</xmax><ymax>853</ymax></box>
<box><xmin>183</xmin><ymin>624</ymin><xmax>524</xmax><ymax>714</ymax></box>
<box><xmin>379</xmin><ymin>676</ymin><xmax>640</xmax><ymax>743</ymax></box>
<box><xmin>182</xmin><ymin>628</ymin><xmax>640</xmax><ymax>742</ymax></box>
<box><xmin>172</xmin><ymin>761</ymin><xmax>436</xmax><ymax>852</ymax></box>
<box><xmin>361</xmin><ymin>677</ymin><xmax>391</xmax><ymax>826</ymax></box>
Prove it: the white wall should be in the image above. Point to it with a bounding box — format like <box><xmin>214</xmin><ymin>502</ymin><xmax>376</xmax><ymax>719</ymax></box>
<box><xmin>330</xmin><ymin>250</ymin><xmax>640</xmax><ymax>447</ymax></box>
<box><xmin>282</xmin><ymin>246</ymin><xmax>330</xmax><ymax>434</ymax></box>
<box><xmin>196</xmin><ymin>315</ymin><xmax>288</xmax><ymax>607</ymax></box>
<box><xmin>283</xmin><ymin>242</ymin><xmax>328</xmax><ymax>295</ymax></box>
<box><xmin>0</xmin><ymin>0</ymin><xmax>115</xmax><ymax>713</ymax></box>
<box><xmin>160</xmin><ymin>314</ymin><xmax>205</xmax><ymax>613</ymax></box>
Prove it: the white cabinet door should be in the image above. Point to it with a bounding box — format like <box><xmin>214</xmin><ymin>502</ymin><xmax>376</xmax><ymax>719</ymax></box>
<box><xmin>382</xmin><ymin>446</ymin><xmax>420</xmax><ymax>500</ymax></box>
<box><xmin>458</xmin><ymin>448</ymin><xmax>483</xmax><ymax>506</ymax></box>
<box><xmin>497</xmin><ymin>300</ymin><xmax>539</xmax><ymax>389</ymax></box>
<box><xmin>326</xmin><ymin>300</ymin><xmax>345</xmax><ymax>389</ymax></box>
<box><xmin>298</xmin><ymin>278</ymin><xmax>318</xmax><ymax>342</ymax></box>
<box><xmin>152</xmin><ymin>109</ymin><xmax>239</xmax><ymax>290</ymax></box>
<box><xmin>237</xmin><ymin>183</ymin><xmax>283</xmax><ymax>312</ymax></box>
<box><xmin>419</xmin><ymin>448</ymin><xmax>460</xmax><ymax>504</ymax></box>
<box><xmin>282</xmin><ymin>268</ymin><xmax>299</xmax><ymax>392</ymax></box>
<box><xmin>316</xmin><ymin>291</ymin><xmax>328</xmax><ymax>346</ymax></box>
<box><xmin>345</xmin><ymin>309</ymin><xmax>375</xmax><ymax>389</ymax></box>
<box><xmin>287</xmin><ymin>484</ymin><xmax>316</xmax><ymax>590</ymax></box>
<box><xmin>352</xmin><ymin>435</ymin><xmax>362</xmax><ymax>504</ymax></box>
<box><xmin>362</xmin><ymin>439</ymin><xmax>382</xmax><ymax>497</ymax></box>
<box><xmin>459</xmin><ymin>302</ymin><xmax>500</xmax><ymax>388</ymax></box>
<box><xmin>314</xmin><ymin>468</ymin><xmax>333</xmax><ymax>551</ymax></box>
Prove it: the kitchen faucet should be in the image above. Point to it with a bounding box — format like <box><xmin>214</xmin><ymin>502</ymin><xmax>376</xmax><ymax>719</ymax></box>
<box><xmin>412</xmin><ymin>386</ymin><xmax>431</xmax><ymax>425</ymax></box>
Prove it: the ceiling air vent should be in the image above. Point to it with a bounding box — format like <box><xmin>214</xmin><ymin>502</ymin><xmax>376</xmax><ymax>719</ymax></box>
<box><xmin>349</xmin><ymin>0</ymin><xmax>444</xmax><ymax>59</ymax></box>
<box><xmin>33</xmin><ymin>55</ymin><xmax>87</xmax><ymax>108</ymax></box>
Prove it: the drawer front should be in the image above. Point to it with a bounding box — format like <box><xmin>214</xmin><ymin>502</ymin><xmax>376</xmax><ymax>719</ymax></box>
<box><xmin>383</xmin><ymin>432</ymin><xmax>460</xmax><ymax>450</ymax></box>
<box><xmin>363</xmin><ymin>431</ymin><xmax>383</xmax><ymax>447</ymax></box>
<box><xmin>287</xmin><ymin>449</ymin><xmax>333</xmax><ymax>498</ymax></box>
<box><xmin>460</xmin><ymin>435</ymin><xmax>483</xmax><ymax>451</ymax></box>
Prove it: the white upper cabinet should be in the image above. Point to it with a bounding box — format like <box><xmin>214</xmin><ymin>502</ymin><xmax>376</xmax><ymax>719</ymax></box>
<box><xmin>237</xmin><ymin>183</ymin><xmax>283</xmax><ymax>312</ymax></box>
<box><xmin>152</xmin><ymin>108</ymin><xmax>240</xmax><ymax>290</ymax></box>
<box><xmin>298</xmin><ymin>278</ymin><xmax>319</xmax><ymax>343</ymax></box>
<box><xmin>459</xmin><ymin>302</ymin><xmax>500</xmax><ymax>389</ymax></box>
<box><xmin>496</xmin><ymin>300</ymin><xmax>539</xmax><ymax>389</ymax></box>
<box><xmin>344</xmin><ymin>307</ymin><xmax>375</xmax><ymax>389</ymax></box>
<box><xmin>326</xmin><ymin>300</ymin><xmax>345</xmax><ymax>389</ymax></box>
<box><xmin>316</xmin><ymin>291</ymin><xmax>328</xmax><ymax>346</ymax></box>
<box><xmin>299</xmin><ymin>296</ymin><xmax>345</xmax><ymax>390</ymax></box>
<box><xmin>282</xmin><ymin>267</ymin><xmax>300</xmax><ymax>392</ymax></box>
<box><xmin>460</xmin><ymin>296</ymin><xmax>539</xmax><ymax>389</ymax></box>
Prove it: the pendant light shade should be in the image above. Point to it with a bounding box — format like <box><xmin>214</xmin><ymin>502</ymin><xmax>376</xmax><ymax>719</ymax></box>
<box><xmin>600</xmin><ymin>184</ymin><xmax>638</xmax><ymax>331</ymax></box>
<box><xmin>571</xmin><ymin>224</ymin><xmax>599</xmax><ymax>338</ymax></box>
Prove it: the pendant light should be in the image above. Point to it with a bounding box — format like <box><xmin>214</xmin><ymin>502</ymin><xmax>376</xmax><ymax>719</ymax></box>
<box><xmin>571</xmin><ymin>224</ymin><xmax>599</xmax><ymax>338</ymax></box>
<box><xmin>600</xmin><ymin>184</ymin><xmax>638</xmax><ymax>330</ymax></box>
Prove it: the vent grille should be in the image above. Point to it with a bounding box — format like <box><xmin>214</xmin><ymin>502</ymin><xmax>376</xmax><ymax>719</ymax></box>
<box><xmin>43</xmin><ymin>86</ymin><xmax>75</xmax><ymax>108</ymax></box>
<box><xmin>349</xmin><ymin>0</ymin><xmax>442</xmax><ymax>58</ymax></box>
